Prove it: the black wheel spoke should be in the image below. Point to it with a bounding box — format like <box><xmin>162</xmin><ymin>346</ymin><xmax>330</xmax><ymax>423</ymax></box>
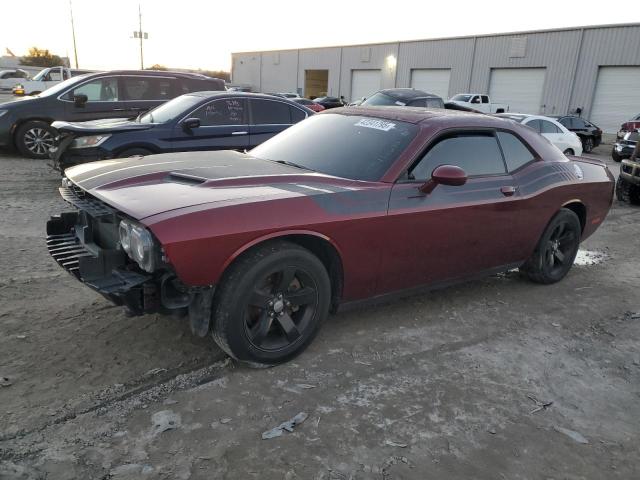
<box><xmin>277</xmin><ymin>266</ymin><xmax>296</xmax><ymax>292</ymax></box>
<box><xmin>286</xmin><ymin>287</ymin><xmax>316</xmax><ymax>307</ymax></box>
<box><xmin>276</xmin><ymin>313</ymin><xmax>301</xmax><ymax>342</ymax></box>
<box><xmin>559</xmin><ymin>232</ymin><xmax>575</xmax><ymax>244</ymax></box>
<box><xmin>554</xmin><ymin>250</ymin><xmax>565</xmax><ymax>263</ymax></box>
<box><xmin>249</xmin><ymin>289</ymin><xmax>271</xmax><ymax>308</ymax></box>
<box><xmin>249</xmin><ymin>311</ymin><xmax>272</xmax><ymax>344</ymax></box>
<box><xmin>554</xmin><ymin>223</ymin><xmax>565</xmax><ymax>240</ymax></box>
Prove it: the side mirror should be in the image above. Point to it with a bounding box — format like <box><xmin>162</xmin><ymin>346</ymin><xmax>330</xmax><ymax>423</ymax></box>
<box><xmin>73</xmin><ymin>94</ymin><xmax>88</xmax><ymax>108</ymax></box>
<box><xmin>419</xmin><ymin>164</ymin><xmax>467</xmax><ymax>194</ymax></box>
<box><xmin>181</xmin><ymin>117</ymin><xmax>201</xmax><ymax>130</ymax></box>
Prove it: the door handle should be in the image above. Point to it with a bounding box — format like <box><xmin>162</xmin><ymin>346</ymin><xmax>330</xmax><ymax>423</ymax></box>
<box><xmin>231</xmin><ymin>131</ymin><xmax>248</xmax><ymax>135</ymax></box>
<box><xmin>113</xmin><ymin>108</ymin><xmax>127</xmax><ymax>111</ymax></box>
<box><xmin>500</xmin><ymin>186</ymin><xmax>517</xmax><ymax>196</ymax></box>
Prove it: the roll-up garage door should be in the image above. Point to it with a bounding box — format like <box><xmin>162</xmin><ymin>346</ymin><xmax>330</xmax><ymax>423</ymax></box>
<box><xmin>488</xmin><ymin>68</ymin><xmax>546</xmax><ymax>114</ymax></box>
<box><xmin>410</xmin><ymin>69</ymin><xmax>451</xmax><ymax>100</ymax></box>
<box><xmin>351</xmin><ymin>70</ymin><xmax>381</xmax><ymax>102</ymax></box>
<box><xmin>590</xmin><ymin>67</ymin><xmax>640</xmax><ymax>133</ymax></box>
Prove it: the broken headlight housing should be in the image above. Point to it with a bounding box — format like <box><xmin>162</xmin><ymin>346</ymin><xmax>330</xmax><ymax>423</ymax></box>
<box><xmin>70</xmin><ymin>134</ymin><xmax>111</xmax><ymax>149</ymax></box>
<box><xmin>119</xmin><ymin>219</ymin><xmax>157</xmax><ymax>272</ymax></box>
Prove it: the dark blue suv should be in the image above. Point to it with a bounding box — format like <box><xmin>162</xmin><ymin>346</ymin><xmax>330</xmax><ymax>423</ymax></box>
<box><xmin>50</xmin><ymin>92</ymin><xmax>313</xmax><ymax>170</ymax></box>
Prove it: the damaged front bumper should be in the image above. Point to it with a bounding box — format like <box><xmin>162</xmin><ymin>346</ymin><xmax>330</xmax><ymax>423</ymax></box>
<box><xmin>47</xmin><ymin>183</ymin><xmax>215</xmax><ymax>335</ymax></box>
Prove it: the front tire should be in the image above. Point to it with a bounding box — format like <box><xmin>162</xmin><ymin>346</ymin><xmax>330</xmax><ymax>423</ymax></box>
<box><xmin>212</xmin><ymin>241</ymin><xmax>331</xmax><ymax>366</ymax></box>
<box><xmin>520</xmin><ymin>209</ymin><xmax>581</xmax><ymax>284</ymax></box>
<box><xmin>611</xmin><ymin>149</ymin><xmax>622</xmax><ymax>162</ymax></box>
<box><xmin>15</xmin><ymin>120</ymin><xmax>57</xmax><ymax>159</ymax></box>
<box><xmin>582</xmin><ymin>136</ymin><xmax>594</xmax><ymax>153</ymax></box>
<box><xmin>616</xmin><ymin>177</ymin><xmax>640</xmax><ymax>205</ymax></box>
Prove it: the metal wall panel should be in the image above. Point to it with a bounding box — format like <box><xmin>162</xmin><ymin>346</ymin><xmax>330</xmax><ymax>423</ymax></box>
<box><xmin>231</xmin><ymin>23</ymin><xmax>640</xmax><ymax>122</ymax></box>
<box><xmin>397</xmin><ymin>38</ymin><xmax>475</xmax><ymax>99</ymax></box>
<box><xmin>298</xmin><ymin>48</ymin><xmax>342</xmax><ymax>97</ymax></box>
<box><xmin>340</xmin><ymin>43</ymin><xmax>399</xmax><ymax>101</ymax></box>
<box><xmin>470</xmin><ymin>30</ymin><xmax>582</xmax><ymax>116</ymax></box>
<box><xmin>569</xmin><ymin>25</ymin><xmax>640</xmax><ymax>119</ymax></box>
<box><xmin>231</xmin><ymin>53</ymin><xmax>261</xmax><ymax>91</ymax></box>
<box><xmin>260</xmin><ymin>50</ymin><xmax>299</xmax><ymax>94</ymax></box>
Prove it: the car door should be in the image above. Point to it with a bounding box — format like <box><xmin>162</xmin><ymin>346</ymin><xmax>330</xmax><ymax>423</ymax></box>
<box><xmin>171</xmin><ymin>97</ymin><xmax>250</xmax><ymax>151</ymax></box>
<box><xmin>249</xmin><ymin>98</ymin><xmax>305</xmax><ymax>147</ymax></box>
<box><xmin>378</xmin><ymin>130</ymin><xmax>527</xmax><ymax>293</ymax></box>
<box><xmin>61</xmin><ymin>76</ymin><xmax>126</xmax><ymax>121</ymax></box>
<box><xmin>119</xmin><ymin>75</ymin><xmax>176</xmax><ymax>118</ymax></box>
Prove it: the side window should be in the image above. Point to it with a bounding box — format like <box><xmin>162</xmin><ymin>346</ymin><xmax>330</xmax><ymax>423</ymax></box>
<box><xmin>191</xmin><ymin>98</ymin><xmax>246</xmax><ymax>126</ymax></box>
<box><xmin>496</xmin><ymin>132</ymin><xmax>535</xmax><ymax>172</ymax></box>
<box><xmin>471</xmin><ymin>95</ymin><xmax>481</xmax><ymax>104</ymax></box>
<box><xmin>408</xmin><ymin>99</ymin><xmax>426</xmax><ymax>107</ymax></box>
<box><xmin>573</xmin><ymin>118</ymin><xmax>587</xmax><ymax>129</ymax></box>
<box><xmin>290</xmin><ymin>106</ymin><xmax>306</xmax><ymax>123</ymax></box>
<box><xmin>526</xmin><ymin>119</ymin><xmax>542</xmax><ymax>133</ymax></box>
<box><xmin>122</xmin><ymin>77</ymin><xmax>153</xmax><ymax>100</ymax></box>
<box><xmin>426</xmin><ymin>98</ymin><xmax>444</xmax><ymax>108</ymax></box>
<box><xmin>481</xmin><ymin>95</ymin><xmax>489</xmax><ymax>103</ymax></box>
<box><xmin>68</xmin><ymin>77</ymin><xmax>118</xmax><ymax>101</ymax></box>
<box><xmin>410</xmin><ymin>133</ymin><xmax>506</xmax><ymax>180</ymax></box>
<box><xmin>559</xmin><ymin>118</ymin><xmax>571</xmax><ymax>128</ymax></box>
<box><xmin>540</xmin><ymin>120</ymin><xmax>561</xmax><ymax>134</ymax></box>
<box><xmin>251</xmin><ymin>99</ymin><xmax>291</xmax><ymax>124</ymax></box>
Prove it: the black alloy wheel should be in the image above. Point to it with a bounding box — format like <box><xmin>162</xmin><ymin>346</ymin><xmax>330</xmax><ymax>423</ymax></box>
<box><xmin>521</xmin><ymin>208</ymin><xmax>581</xmax><ymax>284</ymax></box>
<box><xmin>212</xmin><ymin>241</ymin><xmax>330</xmax><ymax>366</ymax></box>
<box><xmin>244</xmin><ymin>266</ymin><xmax>319</xmax><ymax>352</ymax></box>
<box><xmin>582</xmin><ymin>136</ymin><xmax>594</xmax><ymax>153</ymax></box>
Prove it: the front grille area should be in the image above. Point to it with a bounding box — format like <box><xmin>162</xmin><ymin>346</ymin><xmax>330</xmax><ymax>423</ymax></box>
<box><xmin>46</xmin><ymin>229</ymin><xmax>95</xmax><ymax>279</ymax></box>
<box><xmin>59</xmin><ymin>179</ymin><xmax>115</xmax><ymax>217</ymax></box>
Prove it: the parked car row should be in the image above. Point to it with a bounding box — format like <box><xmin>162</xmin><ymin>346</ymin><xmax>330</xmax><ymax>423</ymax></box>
<box><xmin>0</xmin><ymin>70</ymin><xmax>227</xmax><ymax>158</ymax></box>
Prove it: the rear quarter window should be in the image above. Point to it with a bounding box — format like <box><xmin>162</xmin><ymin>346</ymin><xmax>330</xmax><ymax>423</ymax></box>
<box><xmin>496</xmin><ymin>132</ymin><xmax>536</xmax><ymax>172</ymax></box>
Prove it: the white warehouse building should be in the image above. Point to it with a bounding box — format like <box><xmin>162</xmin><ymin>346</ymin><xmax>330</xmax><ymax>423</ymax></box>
<box><xmin>231</xmin><ymin>23</ymin><xmax>640</xmax><ymax>133</ymax></box>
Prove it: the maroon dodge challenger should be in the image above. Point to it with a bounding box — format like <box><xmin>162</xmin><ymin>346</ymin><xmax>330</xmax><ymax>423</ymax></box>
<box><xmin>47</xmin><ymin>107</ymin><xmax>614</xmax><ymax>365</ymax></box>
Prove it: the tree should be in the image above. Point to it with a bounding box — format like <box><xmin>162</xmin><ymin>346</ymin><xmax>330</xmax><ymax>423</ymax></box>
<box><xmin>147</xmin><ymin>64</ymin><xmax>168</xmax><ymax>71</ymax></box>
<box><xmin>20</xmin><ymin>47</ymin><xmax>66</xmax><ymax>68</ymax></box>
<box><xmin>199</xmin><ymin>70</ymin><xmax>230</xmax><ymax>82</ymax></box>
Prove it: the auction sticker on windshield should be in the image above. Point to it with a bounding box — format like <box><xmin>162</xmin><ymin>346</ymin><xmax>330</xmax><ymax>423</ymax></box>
<box><xmin>355</xmin><ymin>119</ymin><xmax>396</xmax><ymax>131</ymax></box>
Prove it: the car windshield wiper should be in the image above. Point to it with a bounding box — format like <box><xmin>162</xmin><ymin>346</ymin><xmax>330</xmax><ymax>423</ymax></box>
<box><xmin>271</xmin><ymin>159</ymin><xmax>315</xmax><ymax>172</ymax></box>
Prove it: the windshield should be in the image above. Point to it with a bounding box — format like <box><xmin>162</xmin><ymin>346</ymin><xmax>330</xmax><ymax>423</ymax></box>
<box><xmin>362</xmin><ymin>92</ymin><xmax>400</xmax><ymax>106</ymax></box>
<box><xmin>451</xmin><ymin>94</ymin><xmax>473</xmax><ymax>102</ymax></box>
<box><xmin>625</xmin><ymin>132</ymin><xmax>639</xmax><ymax>142</ymax></box>
<box><xmin>251</xmin><ymin>114</ymin><xmax>418</xmax><ymax>181</ymax></box>
<box><xmin>139</xmin><ymin>94</ymin><xmax>203</xmax><ymax>124</ymax></box>
<box><xmin>36</xmin><ymin>74</ymin><xmax>91</xmax><ymax>98</ymax></box>
<box><xmin>31</xmin><ymin>68</ymin><xmax>49</xmax><ymax>82</ymax></box>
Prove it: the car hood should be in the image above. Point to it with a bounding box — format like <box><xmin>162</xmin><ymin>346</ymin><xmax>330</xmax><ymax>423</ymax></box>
<box><xmin>64</xmin><ymin>150</ymin><xmax>357</xmax><ymax>220</ymax></box>
<box><xmin>52</xmin><ymin>118</ymin><xmax>153</xmax><ymax>134</ymax></box>
<box><xmin>0</xmin><ymin>95</ymin><xmax>44</xmax><ymax>109</ymax></box>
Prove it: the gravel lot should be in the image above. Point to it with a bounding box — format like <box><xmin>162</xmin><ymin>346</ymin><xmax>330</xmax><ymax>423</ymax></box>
<box><xmin>0</xmin><ymin>140</ymin><xmax>638</xmax><ymax>479</ymax></box>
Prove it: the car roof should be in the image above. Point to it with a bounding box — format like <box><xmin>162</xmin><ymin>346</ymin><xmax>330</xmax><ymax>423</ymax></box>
<box><xmin>330</xmin><ymin>105</ymin><xmax>519</xmax><ymax>128</ymax></box>
<box><xmin>377</xmin><ymin>88</ymin><xmax>441</xmax><ymax>100</ymax></box>
<box><xmin>185</xmin><ymin>91</ymin><xmax>300</xmax><ymax>100</ymax></box>
<box><xmin>83</xmin><ymin>70</ymin><xmax>223</xmax><ymax>80</ymax></box>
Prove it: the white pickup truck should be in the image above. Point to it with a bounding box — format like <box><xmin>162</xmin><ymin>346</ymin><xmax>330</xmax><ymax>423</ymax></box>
<box><xmin>12</xmin><ymin>66</ymin><xmax>93</xmax><ymax>96</ymax></box>
<box><xmin>448</xmin><ymin>93</ymin><xmax>509</xmax><ymax>113</ymax></box>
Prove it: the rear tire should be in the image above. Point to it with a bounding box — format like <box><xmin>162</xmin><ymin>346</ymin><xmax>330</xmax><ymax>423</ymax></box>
<box><xmin>611</xmin><ymin>149</ymin><xmax>622</xmax><ymax>162</ymax></box>
<box><xmin>211</xmin><ymin>241</ymin><xmax>331</xmax><ymax>366</ymax></box>
<box><xmin>582</xmin><ymin>136</ymin><xmax>594</xmax><ymax>153</ymax></box>
<box><xmin>520</xmin><ymin>208</ymin><xmax>581</xmax><ymax>284</ymax></box>
<box><xmin>117</xmin><ymin>147</ymin><xmax>153</xmax><ymax>158</ymax></box>
<box><xmin>563</xmin><ymin>148</ymin><xmax>574</xmax><ymax>156</ymax></box>
<box><xmin>616</xmin><ymin>177</ymin><xmax>640</xmax><ymax>205</ymax></box>
<box><xmin>15</xmin><ymin>120</ymin><xmax>57</xmax><ymax>159</ymax></box>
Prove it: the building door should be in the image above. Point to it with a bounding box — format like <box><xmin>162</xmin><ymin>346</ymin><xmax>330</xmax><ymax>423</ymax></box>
<box><xmin>489</xmin><ymin>68</ymin><xmax>546</xmax><ymax>114</ymax></box>
<box><xmin>351</xmin><ymin>69</ymin><xmax>381</xmax><ymax>103</ymax></box>
<box><xmin>304</xmin><ymin>70</ymin><xmax>328</xmax><ymax>99</ymax></box>
<box><xmin>590</xmin><ymin>66</ymin><xmax>640</xmax><ymax>134</ymax></box>
<box><xmin>410</xmin><ymin>69</ymin><xmax>451</xmax><ymax>100</ymax></box>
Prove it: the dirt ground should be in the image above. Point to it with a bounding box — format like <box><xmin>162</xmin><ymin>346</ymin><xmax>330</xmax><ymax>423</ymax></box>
<box><xmin>0</xmin><ymin>145</ymin><xmax>638</xmax><ymax>480</ymax></box>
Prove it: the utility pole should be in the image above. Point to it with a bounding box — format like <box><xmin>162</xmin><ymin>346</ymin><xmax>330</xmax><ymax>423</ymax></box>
<box><xmin>132</xmin><ymin>4</ymin><xmax>148</xmax><ymax>69</ymax></box>
<box><xmin>69</xmin><ymin>0</ymin><xmax>79</xmax><ymax>68</ymax></box>
<box><xmin>138</xmin><ymin>4</ymin><xmax>143</xmax><ymax>69</ymax></box>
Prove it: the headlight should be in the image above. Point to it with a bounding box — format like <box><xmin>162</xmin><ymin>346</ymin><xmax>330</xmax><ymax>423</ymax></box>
<box><xmin>0</xmin><ymin>110</ymin><xmax>7</xmax><ymax>118</ymax></box>
<box><xmin>70</xmin><ymin>134</ymin><xmax>111</xmax><ymax>149</ymax></box>
<box><xmin>118</xmin><ymin>219</ymin><xmax>157</xmax><ymax>272</ymax></box>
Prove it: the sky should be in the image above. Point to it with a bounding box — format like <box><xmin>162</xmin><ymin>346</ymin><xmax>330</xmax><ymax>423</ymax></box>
<box><xmin>2</xmin><ymin>0</ymin><xmax>638</xmax><ymax>72</ymax></box>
